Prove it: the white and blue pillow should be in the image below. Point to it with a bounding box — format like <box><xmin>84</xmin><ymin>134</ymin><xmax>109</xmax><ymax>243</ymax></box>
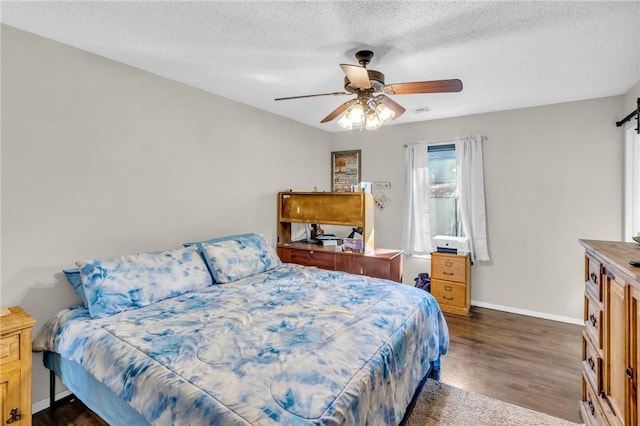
<box><xmin>195</xmin><ymin>233</ymin><xmax>282</xmax><ymax>283</ymax></box>
<box><xmin>77</xmin><ymin>245</ymin><xmax>212</xmax><ymax>319</ymax></box>
<box><xmin>62</xmin><ymin>233</ymin><xmax>280</xmax><ymax>318</ymax></box>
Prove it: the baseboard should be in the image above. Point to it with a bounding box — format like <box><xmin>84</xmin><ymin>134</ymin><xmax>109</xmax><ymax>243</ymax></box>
<box><xmin>471</xmin><ymin>300</ymin><xmax>583</xmax><ymax>325</ymax></box>
<box><xmin>32</xmin><ymin>389</ymin><xmax>72</xmax><ymax>414</ymax></box>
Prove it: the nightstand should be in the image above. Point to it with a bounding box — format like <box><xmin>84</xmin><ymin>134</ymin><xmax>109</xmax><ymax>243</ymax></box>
<box><xmin>431</xmin><ymin>252</ymin><xmax>471</xmax><ymax>315</ymax></box>
<box><xmin>1</xmin><ymin>306</ymin><xmax>36</xmax><ymax>425</ymax></box>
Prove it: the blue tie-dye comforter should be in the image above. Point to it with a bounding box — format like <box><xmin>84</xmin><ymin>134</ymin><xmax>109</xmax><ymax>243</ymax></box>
<box><xmin>34</xmin><ymin>264</ymin><xmax>449</xmax><ymax>425</ymax></box>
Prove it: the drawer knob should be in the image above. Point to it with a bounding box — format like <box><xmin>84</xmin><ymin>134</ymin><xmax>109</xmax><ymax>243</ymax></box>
<box><xmin>604</xmin><ymin>268</ymin><xmax>615</xmax><ymax>280</ymax></box>
<box><xmin>6</xmin><ymin>408</ymin><xmax>22</xmax><ymax>424</ymax></box>
<box><xmin>588</xmin><ymin>357</ymin><xmax>595</xmax><ymax>371</ymax></box>
<box><xmin>587</xmin><ymin>399</ymin><xmax>595</xmax><ymax>416</ymax></box>
<box><xmin>590</xmin><ymin>272</ymin><xmax>598</xmax><ymax>284</ymax></box>
<box><xmin>445</xmin><ymin>260</ymin><xmax>453</xmax><ymax>267</ymax></box>
<box><xmin>627</xmin><ymin>367</ymin><xmax>634</xmax><ymax>379</ymax></box>
<box><xmin>443</xmin><ymin>271</ymin><xmax>454</xmax><ymax>276</ymax></box>
<box><xmin>589</xmin><ymin>314</ymin><xmax>597</xmax><ymax>327</ymax></box>
<box><xmin>443</xmin><ymin>296</ymin><xmax>454</xmax><ymax>301</ymax></box>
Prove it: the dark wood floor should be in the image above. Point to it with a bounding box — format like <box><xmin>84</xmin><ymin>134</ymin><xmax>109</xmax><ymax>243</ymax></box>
<box><xmin>441</xmin><ymin>307</ymin><xmax>583</xmax><ymax>423</ymax></box>
<box><xmin>32</xmin><ymin>306</ymin><xmax>583</xmax><ymax>425</ymax></box>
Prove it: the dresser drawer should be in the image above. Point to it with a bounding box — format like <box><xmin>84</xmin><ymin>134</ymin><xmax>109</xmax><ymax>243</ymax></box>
<box><xmin>0</xmin><ymin>333</ymin><xmax>20</xmax><ymax>366</ymax></box>
<box><xmin>580</xmin><ymin>373</ymin><xmax>608</xmax><ymax>426</ymax></box>
<box><xmin>584</xmin><ymin>292</ymin><xmax>602</xmax><ymax>350</ymax></box>
<box><xmin>431</xmin><ymin>279</ymin><xmax>467</xmax><ymax>308</ymax></box>
<box><xmin>585</xmin><ymin>253</ymin><xmax>602</xmax><ymax>302</ymax></box>
<box><xmin>431</xmin><ymin>254</ymin><xmax>467</xmax><ymax>284</ymax></box>
<box><xmin>289</xmin><ymin>249</ymin><xmax>335</xmax><ymax>270</ymax></box>
<box><xmin>582</xmin><ymin>332</ymin><xmax>601</xmax><ymax>392</ymax></box>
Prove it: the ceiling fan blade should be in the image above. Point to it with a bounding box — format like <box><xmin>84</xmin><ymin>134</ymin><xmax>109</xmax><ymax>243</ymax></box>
<box><xmin>275</xmin><ymin>92</ymin><xmax>350</xmax><ymax>101</ymax></box>
<box><xmin>376</xmin><ymin>95</ymin><xmax>406</xmax><ymax>119</ymax></box>
<box><xmin>383</xmin><ymin>79</ymin><xmax>463</xmax><ymax>95</ymax></box>
<box><xmin>321</xmin><ymin>99</ymin><xmax>357</xmax><ymax>123</ymax></box>
<box><xmin>340</xmin><ymin>64</ymin><xmax>371</xmax><ymax>89</ymax></box>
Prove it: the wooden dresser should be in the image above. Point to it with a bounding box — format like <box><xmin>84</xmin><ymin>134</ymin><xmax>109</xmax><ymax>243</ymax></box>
<box><xmin>579</xmin><ymin>239</ymin><xmax>640</xmax><ymax>426</ymax></box>
<box><xmin>1</xmin><ymin>306</ymin><xmax>36</xmax><ymax>426</ymax></box>
<box><xmin>277</xmin><ymin>244</ymin><xmax>403</xmax><ymax>282</ymax></box>
<box><xmin>430</xmin><ymin>252</ymin><xmax>471</xmax><ymax>315</ymax></box>
<box><xmin>276</xmin><ymin>191</ymin><xmax>403</xmax><ymax>282</ymax></box>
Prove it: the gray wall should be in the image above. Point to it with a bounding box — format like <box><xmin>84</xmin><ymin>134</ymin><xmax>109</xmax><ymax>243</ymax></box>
<box><xmin>332</xmin><ymin>96</ymin><xmax>625</xmax><ymax>323</ymax></box>
<box><xmin>1</xmin><ymin>25</ymin><xmax>331</xmax><ymax>406</ymax></box>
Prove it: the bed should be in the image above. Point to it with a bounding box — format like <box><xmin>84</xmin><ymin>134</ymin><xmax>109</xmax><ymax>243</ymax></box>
<box><xmin>33</xmin><ymin>233</ymin><xmax>449</xmax><ymax>425</ymax></box>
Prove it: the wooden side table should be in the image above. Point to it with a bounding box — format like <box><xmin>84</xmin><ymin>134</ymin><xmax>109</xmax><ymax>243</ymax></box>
<box><xmin>1</xmin><ymin>306</ymin><xmax>36</xmax><ymax>425</ymax></box>
<box><xmin>430</xmin><ymin>252</ymin><xmax>471</xmax><ymax>315</ymax></box>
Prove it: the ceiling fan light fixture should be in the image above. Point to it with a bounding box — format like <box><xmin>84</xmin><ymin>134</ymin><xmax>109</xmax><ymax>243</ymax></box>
<box><xmin>375</xmin><ymin>102</ymin><xmax>395</xmax><ymax>123</ymax></box>
<box><xmin>337</xmin><ymin>97</ymin><xmax>392</xmax><ymax>131</ymax></box>
<box><xmin>348</xmin><ymin>103</ymin><xmax>365</xmax><ymax>125</ymax></box>
<box><xmin>337</xmin><ymin>114</ymin><xmax>353</xmax><ymax>130</ymax></box>
<box><xmin>365</xmin><ymin>109</ymin><xmax>382</xmax><ymax>130</ymax></box>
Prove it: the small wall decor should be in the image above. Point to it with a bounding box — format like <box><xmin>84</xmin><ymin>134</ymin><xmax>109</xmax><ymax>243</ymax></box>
<box><xmin>372</xmin><ymin>181</ymin><xmax>391</xmax><ymax>210</ymax></box>
<box><xmin>374</xmin><ymin>192</ymin><xmax>391</xmax><ymax>210</ymax></box>
<box><xmin>331</xmin><ymin>150</ymin><xmax>361</xmax><ymax>192</ymax></box>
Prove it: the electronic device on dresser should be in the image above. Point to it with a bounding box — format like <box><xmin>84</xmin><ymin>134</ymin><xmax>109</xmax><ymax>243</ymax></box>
<box><xmin>579</xmin><ymin>239</ymin><xmax>640</xmax><ymax>426</ymax></box>
<box><xmin>276</xmin><ymin>191</ymin><xmax>403</xmax><ymax>282</ymax></box>
<box><xmin>432</xmin><ymin>235</ymin><xmax>470</xmax><ymax>255</ymax></box>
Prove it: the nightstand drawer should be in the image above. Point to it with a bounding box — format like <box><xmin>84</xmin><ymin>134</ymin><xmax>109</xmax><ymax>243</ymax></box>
<box><xmin>431</xmin><ymin>279</ymin><xmax>466</xmax><ymax>308</ymax></box>
<box><xmin>0</xmin><ymin>334</ymin><xmax>20</xmax><ymax>366</ymax></box>
<box><xmin>431</xmin><ymin>254</ymin><xmax>467</xmax><ymax>283</ymax></box>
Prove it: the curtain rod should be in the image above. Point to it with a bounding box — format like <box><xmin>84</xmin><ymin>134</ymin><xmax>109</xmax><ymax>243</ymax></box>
<box><xmin>615</xmin><ymin>97</ymin><xmax>639</xmax><ymax>134</ymax></box>
<box><xmin>403</xmin><ymin>135</ymin><xmax>487</xmax><ymax>147</ymax></box>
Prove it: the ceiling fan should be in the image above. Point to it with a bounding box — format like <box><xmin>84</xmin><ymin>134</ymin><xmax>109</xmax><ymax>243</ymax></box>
<box><xmin>275</xmin><ymin>50</ymin><xmax>463</xmax><ymax>130</ymax></box>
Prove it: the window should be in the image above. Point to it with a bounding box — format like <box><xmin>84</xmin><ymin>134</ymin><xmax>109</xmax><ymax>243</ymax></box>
<box><xmin>428</xmin><ymin>144</ymin><xmax>462</xmax><ymax>237</ymax></box>
<box><xmin>404</xmin><ymin>135</ymin><xmax>489</xmax><ymax>261</ymax></box>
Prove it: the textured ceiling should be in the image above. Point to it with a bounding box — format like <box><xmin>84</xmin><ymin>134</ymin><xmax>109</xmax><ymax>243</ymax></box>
<box><xmin>2</xmin><ymin>1</ymin><xmax>639</xmax><ymax>132</ymax></box>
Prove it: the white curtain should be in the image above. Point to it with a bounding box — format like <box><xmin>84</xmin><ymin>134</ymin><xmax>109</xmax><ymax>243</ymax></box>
<box><xmin>402</xmin><ymin>142</ymin><xmax>431</xmax><ymax>255</ymax></box>
<box><xmin>456</xmin><ymin>135</ymin><xmax>490</xmax><ymax>262</ymax></box>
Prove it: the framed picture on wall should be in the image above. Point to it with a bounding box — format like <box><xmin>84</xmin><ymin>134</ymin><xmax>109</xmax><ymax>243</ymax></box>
<box><xmin>331</xmin><ymin>150</ymin><xmax>361</xmax><ymax>192</ymax></box>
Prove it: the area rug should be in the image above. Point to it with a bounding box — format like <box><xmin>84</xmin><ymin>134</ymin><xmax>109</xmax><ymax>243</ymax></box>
<box><xmin>405</xmin><ymin>379</ymin><xmax>584</xmax><ymax>426</ymax></box>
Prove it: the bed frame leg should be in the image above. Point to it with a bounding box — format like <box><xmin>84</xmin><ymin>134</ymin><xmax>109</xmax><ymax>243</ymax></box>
<box><xmin>429</xmin><ymin>357</ymin><xmax>442</xmax><ymax>382</ymax></box>
<box><xmin>49</xmin><ymin>369</ymin><xmax>55</xmax><ymax>411</ymax></box>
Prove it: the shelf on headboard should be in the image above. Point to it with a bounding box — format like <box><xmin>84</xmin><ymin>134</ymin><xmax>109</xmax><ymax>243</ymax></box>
<box><xmin>277</xmin><ymin>191</ymin><xmax>374</xmax><ymax>254</ymax></box>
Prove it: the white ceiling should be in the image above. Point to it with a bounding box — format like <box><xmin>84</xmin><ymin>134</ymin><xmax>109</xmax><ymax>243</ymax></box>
<box><xmin>2</xmin><ymin>1</ymin><xmax>639</xmax><ymax>132</ymax></box>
